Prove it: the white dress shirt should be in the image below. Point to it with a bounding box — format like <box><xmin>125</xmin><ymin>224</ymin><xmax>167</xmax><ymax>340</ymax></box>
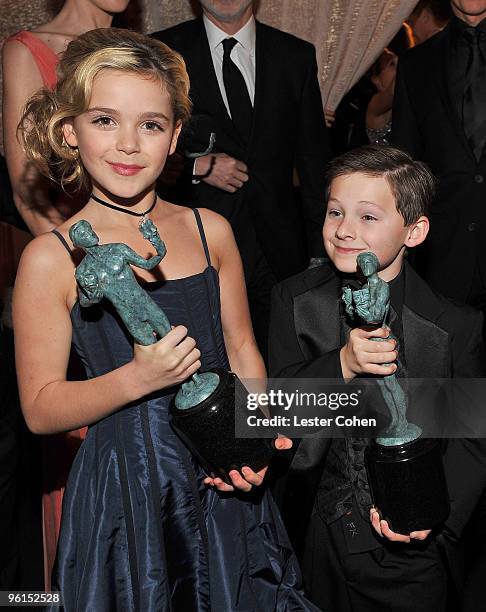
<box><xmin>203</xmin><ymin>14</ymin><xmax>256</xmax><ymax>116</ymax></box>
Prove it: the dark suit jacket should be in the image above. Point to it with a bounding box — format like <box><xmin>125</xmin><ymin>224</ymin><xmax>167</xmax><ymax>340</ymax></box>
<box><xmin>391</xmin><ymin>23</ymin><xmax>486</xmax><ymax>302</ymax></box>
<box><xmin>268</xmin><ymin>260</ymin><xmax>486</xmax><ymax>576</ymax></box>
<box><xmin>153</xmin><ymin>18</ymin><xmax>330</xmax><ymax>281</ymax></box>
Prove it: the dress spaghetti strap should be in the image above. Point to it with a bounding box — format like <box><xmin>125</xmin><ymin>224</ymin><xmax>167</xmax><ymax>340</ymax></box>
<box><xmin>51</xmin><ymin>229</ymin><xmax>71</xmax><ymax>253</ymax></box>
<box><xmin>192</xmin><ymin>208</ymin><xmax>212</xmax><ymax>266</ymax></box>
<box><xmin>8</xmin><ymin>31</ymin><xmax>58</xmax><ymax>89</ymax></box>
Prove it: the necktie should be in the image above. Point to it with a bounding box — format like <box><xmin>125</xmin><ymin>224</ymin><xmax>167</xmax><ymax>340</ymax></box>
<box><xmin>222</xmin><ymin>37</ymin><xmax>253</xmax><ymax>142</ymax></box>
<box><xmin>463</xmin><ymin>26</ymin><xmax>486</xmax><ymax>161</ymax></box>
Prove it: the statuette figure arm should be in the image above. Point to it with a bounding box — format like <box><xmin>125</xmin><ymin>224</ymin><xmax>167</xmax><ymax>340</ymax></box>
<box><xmin>119</xmin><ymin>243</ymin><xmax>163</xmax><ymax>271</ymax></box>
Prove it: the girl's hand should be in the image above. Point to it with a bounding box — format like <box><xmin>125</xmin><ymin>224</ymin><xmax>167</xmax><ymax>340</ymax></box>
<box><xmin>132</xmin><ymin>325</ymin><xmax>201</xmax><ymax>395</ymax></box>
<box><xmin>204</xmin><ymin>436</ymin><xmax>292</xmax><ymax>493</ymax></box>
<box><xmin>370</xmin><ymin>507</ymin><xmax>432</xmax><ymax>543</ymax></box>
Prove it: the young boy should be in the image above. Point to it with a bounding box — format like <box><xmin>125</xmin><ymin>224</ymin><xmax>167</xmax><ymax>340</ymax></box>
<box><xmin>268</xmin><ymin>146</ymin><xmax>486</xmax><ymax>612</ymax></box>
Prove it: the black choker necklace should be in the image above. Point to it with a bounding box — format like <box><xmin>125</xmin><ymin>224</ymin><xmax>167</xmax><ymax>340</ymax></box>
<box><xmin>90</xmin><ymin>192</ymin><xmax>157</xmax><ymax>221</ymax></box>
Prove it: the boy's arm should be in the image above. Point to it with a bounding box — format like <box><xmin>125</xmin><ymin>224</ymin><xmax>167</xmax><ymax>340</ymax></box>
<box><xmin>269</xmin><ymin>282</ymin><xmax>392</xmax><ymax>423</ymax></box>
<box><xmin>268</xmin><ymin>282</ymin><xmax>342</xmax><ymax>379</ymax></box>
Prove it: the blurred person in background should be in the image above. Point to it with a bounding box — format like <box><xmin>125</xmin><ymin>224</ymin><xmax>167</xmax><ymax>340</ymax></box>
<box><xmin>2</xmin><ymin>0</ymin><xmax>131</xmax><ymax>236</ymax></box>
<box><xmin>407</xmin><ymin>0</ymin><xmax>452</xmax><ymax>45</ymax></box>
<box><xmin>392</xmin><ymin>2</ymin><xmax>486</xmax><ymax>608</ymax></box>
<box><xmin>1</xmin><ymin>0</ymin><xmax>131</xmax><ymax>590</ymax></box>
<box><xmin>327</xmin><ymin>24</ymin><xmax>413</xmax><ymax>153</ymax></box>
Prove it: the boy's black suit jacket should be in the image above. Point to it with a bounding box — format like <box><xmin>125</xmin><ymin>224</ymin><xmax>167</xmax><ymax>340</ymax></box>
<box><xmin>269</xmin><ymin>260</ymin><xmax>486</xmax><ymax>577</ymax></box>
<box><xmin>392</xmin><ymin>23</ymin><xmax>486</xmax><ymax>301</ymax></box>
<box><xmin>152</xmin><ymin>19</ymin><xmax>330</xmax><ymax>281</ymax></box>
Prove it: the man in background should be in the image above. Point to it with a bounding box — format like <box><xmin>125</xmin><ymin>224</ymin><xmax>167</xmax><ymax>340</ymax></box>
<box><xmin>153</xmin><ymin>1</ymin><xmax>330</xmax><ymax>360</ymax></box>
<box><xmin>392</xmin><ymin>0</ymin><xmax>486</xmax><ymax>318</ymax></box>
<box><xmin>392</xmin><ymin>2</ymin><xmax>486</xmax><ymax>609</ymax></box>
<box><xmin>407</xmin><ymin>0</ymin><xmax>452</xmax><ymax>45</ymax></box>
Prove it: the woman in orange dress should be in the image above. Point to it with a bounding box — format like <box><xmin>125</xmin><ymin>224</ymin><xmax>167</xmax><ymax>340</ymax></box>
<box><xmin>2</xmin><ymin>0</ymin><xmax>130</xmax><ymax>588</ymax></box>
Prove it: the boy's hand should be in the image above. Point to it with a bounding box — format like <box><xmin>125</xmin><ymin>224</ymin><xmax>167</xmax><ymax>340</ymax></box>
<box><xmin>340</xmin><ymin>326</ymin><xmax>397</xmax><ymax>379</ymax></box>
<box><xmin>203</xmin><ymin>435</ymin><xmax>292</xmax><ymax>493</ymax></box>
<box><xmin>370</xmin><ymin>508</ymin><xmax>432</xmax><ymax>542</ymax></box>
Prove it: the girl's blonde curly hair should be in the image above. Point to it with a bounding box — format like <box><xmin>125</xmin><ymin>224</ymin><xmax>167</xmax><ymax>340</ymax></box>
<box><xmin>20</xmin><ymin>28</ymin><xmax>191</xmax><ymax>189</ymax></box>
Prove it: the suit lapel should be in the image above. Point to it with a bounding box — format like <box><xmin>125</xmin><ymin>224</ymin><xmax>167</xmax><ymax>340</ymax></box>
<box><xmin>187</xmin><ymin>18</ymin><xmax>241</xmax><ymax>146</ymax></box>
<box><xmin>403</xmin><ymin>263</ymin><xmax>451</xmax><ymax>377</ymax></box>
<box><xmin>294</xmin><ymin>272</ymin><xmax>342</xmax><ymax>359</ymax></box>
<box><xmin>246</xmin><ymin>21</ymin><xmax>268</xmax><ymax>157</ymax></box>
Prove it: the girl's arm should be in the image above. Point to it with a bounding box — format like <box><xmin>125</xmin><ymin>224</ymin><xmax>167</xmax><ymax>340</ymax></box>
<box><xmin>14</xmin><ymin>235</ymin><xmax>201</xmax><ymax>434</ymax></box>
<box><xmin>200</xmin><ymin>209</ymin><xmax>265</xmax><ymax>381</ymax></box>
<box><xmin>199</xmin><ymin>210</ymin><xmax>291</xmax><ymax>493</ymax></box>
<box><xmin>2</xmin><ymin>40</ymin><xmax>65</xmax><ymax>235</ymax></box>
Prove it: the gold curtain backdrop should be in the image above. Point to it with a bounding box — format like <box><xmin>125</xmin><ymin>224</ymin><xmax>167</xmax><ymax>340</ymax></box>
<box><xmin>145</xmin><ymin>0</ymin><xmax>419</xmax><ymax>110</ymax></box>
<box><xmin>0</xmin><ymin>0</ymin><xmax>418</xmax><ymax>152</ymax></box>
<box><xmin>317</xmin><ymin>0</ymin><xmax>418</xmax><ymax>109</ymax></box>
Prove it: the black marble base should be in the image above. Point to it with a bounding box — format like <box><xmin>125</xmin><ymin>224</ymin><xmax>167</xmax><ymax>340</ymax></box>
<box><xmin>170</xmin><ymin>368</ymin><xmax>275</xmax><ymax>485</ymax></box>
<box><xmin>365</xmin><ymin>438</ymin><xmax>450</xmax><ymax>534</ymax></box>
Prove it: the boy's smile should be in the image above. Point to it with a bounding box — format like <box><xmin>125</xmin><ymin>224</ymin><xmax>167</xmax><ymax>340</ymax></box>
<box><xmin>323</xmin><ymin>172</ymin><xmax>428</xmax><ymax>282</ymax></box>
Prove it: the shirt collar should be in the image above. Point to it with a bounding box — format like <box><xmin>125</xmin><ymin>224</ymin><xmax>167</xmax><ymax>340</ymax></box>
<box><xmin>203</xmin><ymin>14</ymin><xmax>256</xmax><ymax>54</ymax></box>
<box><xmin>451</xmin><ymin>14</ymin><xmax>486</xmax><ymax>45</ymax></box>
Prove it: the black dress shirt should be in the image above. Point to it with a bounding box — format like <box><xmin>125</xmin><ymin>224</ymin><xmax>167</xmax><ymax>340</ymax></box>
<box><xmin>447</xmin><ymin>16</ymin><xmax>486</xmax><ymax>127</ymax></box>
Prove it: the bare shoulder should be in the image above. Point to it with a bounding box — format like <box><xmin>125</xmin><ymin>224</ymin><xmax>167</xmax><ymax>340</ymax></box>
<box><xmin>163</xmin><ymin>202</ymin><xmax>232</xmax><ymax>236</ymax></box>
<box><xmin>3</xmin><ymin>36</ymin><xmax>28</xmax><ymax>60</ymax></box>
<box><xmin>13</xmin><ymin>232</ymin><xmax>79</xmax><ymax>347</ymax></box>
<box><xmin>163</xmin><ymin>205</ymin><xmax>235</xmax><ymax>269</ymax></box>
<box><xmin>2</xmin><ymin>39</ymin><xmax>42</xmax><ymax>93</ymax></box>
<box><xmin>3</xmin><ymin>36</ymin><xmax>34</xmax><ymax>67</ymax></box>
<box><xmin>17</xmin><ymin>231</ymin><xmax>75</xmax><ymax>287</ymax></box>
<box><xmin>196</xmin><ymin>208</ymin><xmax>233</xmax><ymax>239</ymax></box>
<box><xmin>197</xmin><ymin>209</ymin><xmax>238</xmax><ymax>270</ymax></box>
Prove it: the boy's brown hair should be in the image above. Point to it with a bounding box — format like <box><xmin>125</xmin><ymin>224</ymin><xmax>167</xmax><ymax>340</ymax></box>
<box><xmin>325</xmin><ymin>145</ymin><xmax>436</xmax><ymax>225</ymax></box>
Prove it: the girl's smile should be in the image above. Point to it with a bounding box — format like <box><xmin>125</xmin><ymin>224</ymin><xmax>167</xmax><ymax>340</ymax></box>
<box><xmin>107</xmin><ymin>161</ymin><xmax>145</xmax><ymax>176</ymax></box>
<box><xmin>63</xmin><ymin>70</ymin><xmax>181</xmax><ymax>207</ymax></box>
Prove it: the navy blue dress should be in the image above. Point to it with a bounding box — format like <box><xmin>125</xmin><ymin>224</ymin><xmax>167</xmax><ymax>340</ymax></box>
<box><xmin>51</xmin><ymin>211</ymin><xmax>318</xmax><ymax>612</ymax></box>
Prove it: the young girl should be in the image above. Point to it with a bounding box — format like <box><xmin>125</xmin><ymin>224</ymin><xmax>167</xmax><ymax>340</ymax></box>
<box><xmin>13</xmin><ymin>29</ymin><xmax>317</xmax><ymax>611</ymax></box>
